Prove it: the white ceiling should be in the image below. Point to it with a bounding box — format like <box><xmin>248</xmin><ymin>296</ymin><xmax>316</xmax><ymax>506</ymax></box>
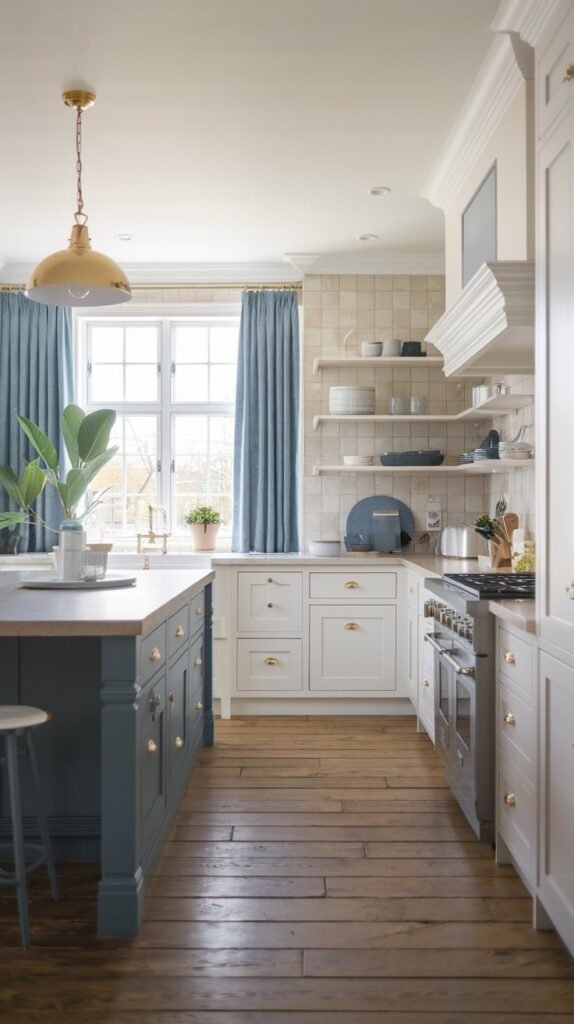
<box><xmin>0</xmin><ymin>0</ymin><xmax>499</xmax><ymax>277</ymax></box>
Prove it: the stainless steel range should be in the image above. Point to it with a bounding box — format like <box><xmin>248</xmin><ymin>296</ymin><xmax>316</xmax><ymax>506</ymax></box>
<box><xmin>423</xmin><ymin>572</ymin><xmax>536</xmax><ymax>843</ymax></box>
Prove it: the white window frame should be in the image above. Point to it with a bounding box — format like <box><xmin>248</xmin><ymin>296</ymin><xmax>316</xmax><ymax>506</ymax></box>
<box><xmin>75</xmin><ymin>303</ymin><xmax>241</xmax><ymax>543</ymax></box>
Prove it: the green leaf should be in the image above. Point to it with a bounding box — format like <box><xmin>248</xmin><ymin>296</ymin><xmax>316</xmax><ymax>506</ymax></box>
<box><xmin>65</xmin><ymin>467</ymin><xmax>89</xmax><ymax>510</ymax></box>
<box><xmin>17</xmin><ymin>415</ymin><xmax>58</xmax><ymax>469</ymax></box>
<box><xmin>81</xmin><ymin>446</ymin><xmax>118</xmax><ymax>488</ymax></box>
<box><xmin>61</xmin><ymin>404</ymin><xmax>86</xmax><ymax>468</ymax></box>
<box><xmin>20</xmin><ymin>459</ymin><xmax>46</xmax><ymax>506</ymax></box>
<box><xmin>0</xmin><ymin>465</ymin><xmax>24</xmax><ymax>506</ymax></box>
<box><xmin>0</xmin><ymin>511</ymin><xmax>28</xmax><ymax>530</ymax></box>
<box><xmin>77</xmin><ymin>409</ymin><xmax>116</xmax><ymax>463</ymax></box>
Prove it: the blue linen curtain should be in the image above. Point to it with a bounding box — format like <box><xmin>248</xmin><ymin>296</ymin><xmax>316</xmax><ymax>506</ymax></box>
<box><xmin>232</xmin><ymin>289</ymin><xmax>300</xmax><ymax>552</ymax></box>
<box><xmin>0</xmin><ymin>292</ymin><xmax>74</xmax><ymax>552</ymax></box>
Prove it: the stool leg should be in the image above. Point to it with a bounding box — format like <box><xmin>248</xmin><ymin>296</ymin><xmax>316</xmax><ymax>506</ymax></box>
<box><xmin>25</xmin><ymin>730</ymin><xmax>58</xmax><ymax>902</ymax></box>
<box><xmin>6</xmin><ymin>732</ymin><xmax>30</xmax><ymax>947</ymax></box>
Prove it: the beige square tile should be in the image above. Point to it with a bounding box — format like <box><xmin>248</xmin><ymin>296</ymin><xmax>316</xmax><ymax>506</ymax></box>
<box><xmin>392</xmin><ymin>290</ymin><xmax>410</xmax><ymax>309</ymax></box>
<box><xmin>322</xmin><ymin>290</ymin><xmax>340</xmax><ymax>310</ymax></box>
<box><xmin>410</xmin><ymin>291</ymin><xmax>428</xmax><ymax>310</ymax></box>
<box><xmin>358</xmin><ymin>309</ymin><xmax>375</xmax><ymax>329</ymax></box>
<box><xmin>409</xmin><ymin>275</ymin><xmax>428</xmax><ymax>290</ymax></box>
<box><xmin>322</xmin><ymin>275</ymin><xmax>340</xmax><ymax>291</ymax></box>
<box><xmin>304</xmin><ymin>290</ymin><xmax>321</xmax><ymax>310</ymax></box>
<box><xmin>392</xmin><ymin>275</ymin><xmax>409</xmax><ymax>290</ymax></box>
<box><xmin>304</xmin><ymin>309</ymin><xmax>322</xmax><ymax>328</ymax></box>
<box><xmin>323</xmin><ymin>309</ymin><xmax>340</xmax><ymax>328</ymax></box>
<box><xmin>340</xmin><ymin>275</ymin><xmax>357</xmax><ymax>290</ymax></box>
<box><xmin>429</xmin><ymin>290</ymin><xmax>445</xmax><ymax>311</ymax></box>
<box><xmin>357</xmin><ymin>275</ymin><xmax>375</xmax><ymax>291</ymax></box>
<box><xmin>375</xmin><ymin>291</ymin><xmax>393</xmax><ymax>309</ymax></box>
<box><xmin>375</xmin><ymin>276</ymin><xmax>392</xmax><ymax>291</ymax></box>
<box><xmin>304</xmin><ymin>275</ymin><xmax>322</xmax><ymax>292</ymax></box>
<box><xmin>340</xmin><ymin>309</ymin><xmax>358</xmax><ymax>329</ymax></box>
<box><xmin>428</xmin><ymin>275</ymin><xmax>445</xmax><ymax>291</ymax></box>
<box><xmin>410</xmin><ymin>309</ymin><xmax>429</xmax><ymax>329</ymax></box>
<box><xmin>375</xmin><ymin>309</ymin><xmax>393</xmax><ymax>329</ymax></box>
<box><xmin>340</xmin><ymin>290</ymin><xmax>358</xmax><ymax>310</ymax></box>
<box><xmin>392</xmin><ymin>311</ymin><xmax>410</xmax><ymax>330</ymax></box>
<box><xmin>357</xmin><ymin>290</ymin><xmax>375</xmax><ymax>309</ymax></box>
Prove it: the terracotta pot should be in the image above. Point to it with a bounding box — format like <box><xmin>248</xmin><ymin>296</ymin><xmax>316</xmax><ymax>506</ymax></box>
<box><xmin>189</xmin><ymin>523</ymin><xmax>220</xmax><ymax>551</ymax></box>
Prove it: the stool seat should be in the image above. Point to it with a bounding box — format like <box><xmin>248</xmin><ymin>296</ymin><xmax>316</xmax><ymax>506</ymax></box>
<box><xmin>0</xmin><ymin>706</ymin><xmax>48</xmax><ymax>731</ymax></box>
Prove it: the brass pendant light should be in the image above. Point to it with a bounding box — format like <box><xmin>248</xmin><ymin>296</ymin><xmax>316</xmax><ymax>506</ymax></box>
<box><xmin>26</xmin><ymin>90</ymin><xmax>131</xmax><ymax>307</ymax></box>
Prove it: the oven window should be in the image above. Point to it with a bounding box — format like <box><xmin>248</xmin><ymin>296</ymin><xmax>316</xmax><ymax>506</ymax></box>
<box><xmin>455</xmin><ymin>679</ymin><xmax>472</xmax><ymax>751</ymax></box>
<box><xmin>438</xmin><ymin>661</ymin><xmax>450</xmax><ymax>721</ymax></box>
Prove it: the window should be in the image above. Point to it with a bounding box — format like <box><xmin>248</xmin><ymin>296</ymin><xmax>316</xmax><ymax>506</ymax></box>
<box><xmin>80</xmin><ymin>317</ymin><xmax>238</xmax><ymax>543</ymax></box>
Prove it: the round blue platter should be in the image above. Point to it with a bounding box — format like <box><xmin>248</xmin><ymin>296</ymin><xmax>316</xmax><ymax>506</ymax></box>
<box><xmin>346</xmin><ymin>495</ymin><xmax>415</xmax><ymax>551</ymax></box>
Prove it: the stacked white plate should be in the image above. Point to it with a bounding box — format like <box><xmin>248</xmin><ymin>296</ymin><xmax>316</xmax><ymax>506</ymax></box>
<box><xmin>343</xmin><ymin>455</ymin><xmax>374</xmax><ymax>466</ymax></box>
<box><xmin>329</xmin><ymin>386</ymin><xmax>375</xmax><ymax>415</ymax></box>
<box><xmin>499</xmin><ymin>441</ymin><xmax>533</xmax><ymax>460</ymax></box>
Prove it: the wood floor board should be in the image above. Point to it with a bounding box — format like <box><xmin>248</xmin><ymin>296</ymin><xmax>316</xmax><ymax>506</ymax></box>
<box><xmin>1</xmin><ymin>714</ymin><xmax>572</xmax><ymax>1020</ymax></box>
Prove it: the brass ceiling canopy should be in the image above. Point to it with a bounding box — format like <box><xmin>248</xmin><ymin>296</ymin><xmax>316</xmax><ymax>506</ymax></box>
<box><xmin>26</xmin><ymin>90</ymin><xmax>131</xmax><ymax>308</ymax></box>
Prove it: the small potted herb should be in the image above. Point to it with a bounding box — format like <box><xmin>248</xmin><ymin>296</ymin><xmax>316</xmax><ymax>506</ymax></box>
<box><xmin>184</xmin><ymin>505</ymin><xmax>223</xmax><ymax>551</ymax></box>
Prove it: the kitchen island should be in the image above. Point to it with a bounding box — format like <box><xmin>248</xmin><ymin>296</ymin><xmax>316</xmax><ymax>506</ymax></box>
<box><xmin>0</xmin><ymin>569</ymin><xmax>214</xmax><ymax>937</ymax></box>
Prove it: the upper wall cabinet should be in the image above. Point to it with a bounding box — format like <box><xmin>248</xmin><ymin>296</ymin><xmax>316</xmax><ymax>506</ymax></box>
<box><xmin>425</xmin><ymin>260</ymin><xmax>534</xmax><ymax>377</ymax></box>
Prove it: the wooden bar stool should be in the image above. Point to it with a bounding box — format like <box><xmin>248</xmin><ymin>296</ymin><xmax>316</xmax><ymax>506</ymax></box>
<box><xmin>0</xmin><ymin>706</ymin><xmax>58</xmax><ymax>946</ymax></box>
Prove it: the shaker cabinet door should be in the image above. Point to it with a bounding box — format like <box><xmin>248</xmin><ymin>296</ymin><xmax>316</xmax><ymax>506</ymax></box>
<box><xmin>309</xmin><ymin>604</ymin><xmax>396</xmax><ymax>693</ymax></box>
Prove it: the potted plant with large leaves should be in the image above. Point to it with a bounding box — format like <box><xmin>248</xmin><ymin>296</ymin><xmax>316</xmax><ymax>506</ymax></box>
<box><xmin>0</xmin><ymin>405</ymin><xmax>117</xmax><ymax>561</ymax></box>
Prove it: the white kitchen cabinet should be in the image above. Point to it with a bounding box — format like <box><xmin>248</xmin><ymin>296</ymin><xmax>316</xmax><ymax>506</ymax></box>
<box><xmin>309</xmin><ymin>571</ymin><xmax>397</xmax><ymax>601</ymax></box>
<box><xmin>537</xmin><ymin>5</ymin><xmax>574</xmax><ymax>139</ymax></box>
<box><xmin>537</xmin><ymin>651</ymin><xmax>574</xmax><ymax>954</ymax></box>
<box><xmin>406</xmin><ymin>603</ymin><xmax>418</xmax><ymax>708</ymax></box>
<box><xmin>237</xmin><ymin>571</ymin><xmax>302</xmax><ymax>633</ymax></box>
<box><xmin>309</xmin><ymin>604</ymin><xmax>396</xmax><ymax>693</ymax></box>
<box><xmin>237</xmin><ymin>638</ymin><xmax>303</xmax><ymax>692</ymax></box>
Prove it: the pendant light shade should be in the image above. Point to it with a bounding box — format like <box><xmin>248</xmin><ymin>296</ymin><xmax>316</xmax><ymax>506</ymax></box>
<box><xmin>26</xmin><ymin>91</ymin><xmax>131</xmax><ymax>308</ymax></box>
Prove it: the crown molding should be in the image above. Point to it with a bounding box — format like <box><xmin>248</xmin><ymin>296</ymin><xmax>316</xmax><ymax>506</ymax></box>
<box><xmin>422</xmin><ymin>34</ymin><xmax>524</xmax><ymax>212</ymax></box>
<box><xmin>303</xmin><ymin>251</ymin><xmax>444</xmax><ymax>274</ymax></box>
<box><xmin>492</xmin><ymin>0</ymin><xmax>568</xmax><ymax>48</ymax></box>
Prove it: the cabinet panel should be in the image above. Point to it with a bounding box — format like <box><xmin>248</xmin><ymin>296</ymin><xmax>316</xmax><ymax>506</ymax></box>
<box><xmin>140</xmin><ymin>675</ymin><xmax>166</xmax><ymax>849</ymax></box>
<box><xmin>406</xmin><ymin>574</ymin><xmax>418</xmax><ymax>611</ymax></box>
<box><xmin>141</xmin><ymin>623</ymin><xmax>167</xmax><ymax>683</ymax></box>
<box><xmin>497</xmin><ymin>625</ymin><xmax>534</xmax><ymax>698</ymax></box>
<box><xmin>237</xmin><ymin>572</ymin><xmax>302</xmax><ymax>633</ymax></box>
<box><xmin>189</xmin><ymin>632</ymin><xmax>205</xmax><ymax>747</ymax></box>
<box><xmin>309</xmin><ymin>572</ymin><xmax>397</xmax><ymax>601</ymax></box>
<box><xmin>406</xmin><ymin>604</ymin><xmax>418</xmax><ymax>708</ymax></box>
<box><xmin>498</xmin><ymin>755</ymin><xmax>534</xmax><ymax>886</ymax></box>
<box><xmin>537</xmin><ymin>7</ymin><xmax>574</xmax><ymax>139</ymax></box>
<box><xmin>538</xmin><ymin>652</ymin><xmax>574</xmax><ymax>954</ymax></box>
<box><xmin>167</xmin><ymin>649</ymin><xmax>188</xmax><ymax>780</ymax></box>
<box><xmin>309</xmin><ymin>604</ymin><xmax>396</xmax><ymax>692</ymax></box>
<box><xmin>237</xmin><ymin>639</ymin><xmax>303</xmax><ymax>692</ymax></box>
<box><xmin>498</xmin><ymin>680</ymin><xmax>534</xmax><ymax>779</ymax></box>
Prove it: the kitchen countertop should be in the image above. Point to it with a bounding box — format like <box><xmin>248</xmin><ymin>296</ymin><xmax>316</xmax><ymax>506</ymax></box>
<box><xmin>0</xmin><ymin>568</ymin><xmax>214</xmax><ymax>637</ymax></box>
<box><xmin>488</xmin><ymin>599</ymin><xmax>536</xmax><ymax>635</ymax></box>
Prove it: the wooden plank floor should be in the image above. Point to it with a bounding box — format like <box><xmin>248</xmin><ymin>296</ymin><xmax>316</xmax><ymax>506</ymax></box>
<box><xmin>1</xmin><ymin>715</ymin><xmax>574</xmax><ymax>1023</ymax></box>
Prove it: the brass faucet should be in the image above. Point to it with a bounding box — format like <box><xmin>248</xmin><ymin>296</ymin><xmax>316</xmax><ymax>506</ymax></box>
<box><xmin>137</xmin><ymin>504</ymin><xmax>170</xmax><ymax>556</ymax></box>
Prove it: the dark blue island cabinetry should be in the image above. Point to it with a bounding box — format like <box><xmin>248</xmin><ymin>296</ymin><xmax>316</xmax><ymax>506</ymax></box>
<box><xmin>0</xmin><ymin>569</ymin><xmax>214</xmax><ymax>936</ymax></box>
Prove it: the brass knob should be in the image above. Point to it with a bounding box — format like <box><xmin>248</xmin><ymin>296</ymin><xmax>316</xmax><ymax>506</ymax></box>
<box><xmin>504</xmin><ymin>651</ymin><xmax>516</xmax><ymax>665</ymax></box>
<box><xmin>267</xmin><ymin>602</ymin><xmax>273</xmax><ymax>608</ymax></box>
<box><xmin>147</xmin><ymin>739</ymin><xmax>157</xmax><ymax>754</ymax></box>
<box><xmin>149</xmin><ymin>646</ymin><xmax>161</xmax><ymax>662</ymax></box>
<box><xmin>504</xmin><ymin>793</ymin><xmax>516</xmax><ymax>807</ymax></box>
<box><xmin>267</xmin><ymin>577</ymin><xmax>273</xmax><ymax>583</ymax></box>
<box><xmin>345</xmin><ymin>622</ymin><xmax>359</xmax><ymax>630</ymax></box>
<box><xmin>344</xmin><ymin>581</ymin><xmax>359</xmax><ymax>589</ymax></box>
<box><xmin>196</xmin><ymin>700</ymin><xmax>204</xmax><ymax>710</ymax></box>
<box><xmin>564</xmin><ymin>64</ymin><xmax>574</xmax><ymax>82</ymax></box>
<box><xmin>168</xmin><ymin>691</ymin><xmax>175</xmax><ymax>704</ymax></box>
<box><xmin>265</xmin><ymin>657</ymin><xmax>279</xmax><ymax>665</ymax></box>
<box><xmin>503</xmin><ymin>712</ymin><xmax>516</xmax><ymax>726</ymax></box>
<box><xmin>175</xmin><ymin>736</ymin><xmax>184</xmax><ymax>749</ymax></box>
<box><xmin>410</xmin><ymin>586</ymin><xmax>415</xmax><ymax>593</ymax></box>
<box><xmin>196</xmin><ymin>606</ymin><xmax>204</xmax><ymax>615</ymax></box>
<box><xmin>194</xmin><ymin>656</ymin><xmax>203</xmax><ymax>666</ymax></box>
<box><xmin>565</xmin><ymin>581</ymin><xmax>574</xmax><ymax>599</ymax></box>
<box><xmin>175</xmin><ymin>624</ymin><xmax>185</xmax><ymax>638</ymax></box>
<box><xmin>422</xmin><ymin>678</ymin><xmax>430</xmax><ymax>688</ymax></box>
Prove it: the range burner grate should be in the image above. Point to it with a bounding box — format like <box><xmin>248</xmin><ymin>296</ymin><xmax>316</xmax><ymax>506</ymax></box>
<box><xmin>442</xmin><ymin>572</ymin><xmax>535</xmax><ymax>600</ymax></box>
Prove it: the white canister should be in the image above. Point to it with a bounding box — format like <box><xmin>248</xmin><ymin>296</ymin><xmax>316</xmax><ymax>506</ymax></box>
<box><xmin>59</xmin><ymin>522</ymin><xmax>86</xmax><ymax>581</ymax></box>
<box><xmin>360</xmin><ymin>340</ymin><xmax>382</xmax><ymax>357</ymax></box>
<box><xmin>472</xmin><ymin>385</ymin><xmax>489</xmax><ymax>407</ymax></box>
<box><xmin>382</xmin><ymin>338</ymin><xmax>401</xmax><ymax>357</ymax></box>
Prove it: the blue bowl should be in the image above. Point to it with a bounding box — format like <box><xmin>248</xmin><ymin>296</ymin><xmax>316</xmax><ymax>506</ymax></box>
<box><xmin>380</xmin><ymin>450</ymin><xmax>444</xmax><ymax>467</ymax></box>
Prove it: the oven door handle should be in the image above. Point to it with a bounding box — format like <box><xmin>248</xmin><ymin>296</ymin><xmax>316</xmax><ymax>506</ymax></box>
<box><xmin>424</xmin><ymin>632</ymin><xmax>475</xmax><ymax>677</ymax></box>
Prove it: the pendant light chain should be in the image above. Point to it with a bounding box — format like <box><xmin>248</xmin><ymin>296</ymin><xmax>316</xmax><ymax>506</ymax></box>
<box><xmin>74</xmin><ymin>104</ymin><xmax>88</xmax><ymax>226</ymax></box>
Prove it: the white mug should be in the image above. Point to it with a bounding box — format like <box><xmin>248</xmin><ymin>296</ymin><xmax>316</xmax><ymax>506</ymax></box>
<box><xmin>360</xmin><ymin>340</ymin><xmax>382</xmax><ymax>357</ymax></box>
<box><xmin>382</xmin><ymin>338</ymin><xmax>401</xmax><ymax>357</ymax></box>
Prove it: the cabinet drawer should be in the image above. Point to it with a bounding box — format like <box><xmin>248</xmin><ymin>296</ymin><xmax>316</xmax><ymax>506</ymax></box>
<box><xmin>168</xmin><ymin>604</ymin><xmax>190</xmax><ymax>660</ymax></box>
<box><xmin>309</xmin><ymin>572</ymin><xmax>397</xmax><ymax>601</ymax></box>
<box><xmin>498</xmin><ymin>680</ymin><xmax>535</xmax><ymax>781</ymax></box>
<box><xmin>191</xmin><ymin>592</ymin><xmax>206</xmax><ymax>634</ymax></box>
<box><xmin>419</xmin><ymin>669</ymin><xmax>434</xmax><ymax>720</ymax></box>
<box><xmin>497</xmin><ymin>626</ymin><xmax>534</xmax><ymax>698</ymax></box>
<box><xmin>498</xmin><ymin>757</ymin><xmax>534</xmax><ymax>886</ymax></box>
<box><xmin>190</xmin><ymin>632</ymin><xmax>205</xmax><ymax>746</ymax></box>
<box><xmin>237</xmin><ymin>572</ymin><xmax>302</xmax><ymax>633</ymax></box>
<box><xmin>141</xmin><ymin>622</ymin><xmax>167</xmax><ymax>683</ymax></box>
<box><xmin>237</xmin><ymin>639</ymin><xmax>303</xmax><ymax>692</ymax></box>
<box><xmin>538</xmin><ymin>7</ymin><xmax>574</xmax><ymax>139</ymax></box>
<box><xmin>309</xmin><ymin>604</ymin><xmax>396</xmax><ymax>692</ymax></box>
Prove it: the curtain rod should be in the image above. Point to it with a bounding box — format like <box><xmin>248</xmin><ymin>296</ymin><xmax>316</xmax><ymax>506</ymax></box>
<box><xmin>0</xmin><ymin>281</ymin><xmax>302</xmax><ymax>293</ymax></box>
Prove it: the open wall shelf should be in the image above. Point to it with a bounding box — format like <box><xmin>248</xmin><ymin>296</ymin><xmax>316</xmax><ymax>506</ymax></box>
<box><xmin>312</xmin><ymin>459</ymin><xmax>534</xmax><ymax>476</ymax></box>
<box><xmin>312</xmin><ymin>394</ymin><xmax>533</xmax><ymax>429</ymax></box>
<box><xmin>313</xmin><ymin>356</ymin><xmax>444</xmax><ymax>374</ymax></box>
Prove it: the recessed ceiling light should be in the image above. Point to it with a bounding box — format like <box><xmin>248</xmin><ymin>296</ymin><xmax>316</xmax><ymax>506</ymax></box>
<box><xmin>358</xmin><ymin>233</ymin><xmax>378</xmax><ymax>242</ymax></box>
<box><xmin>368</xmin><ymin>186</ymin><xmax>391</xmax><ymax>196</ymax></box>
<box><xmin>116</xmin><ymin>233</ymin><xmax>134</xmax><ymax>242</ymax></box>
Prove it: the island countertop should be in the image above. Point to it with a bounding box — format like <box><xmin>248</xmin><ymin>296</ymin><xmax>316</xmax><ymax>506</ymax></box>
<box><xmin>0</xmin><ymin>569</ymin><xmax>214</xmax><ymax>637</ymax></box>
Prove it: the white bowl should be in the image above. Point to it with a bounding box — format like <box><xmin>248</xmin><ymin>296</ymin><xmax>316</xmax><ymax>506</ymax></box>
<box><xmin>309</xmin><ymin>540</ymin><xmax>341</xmax><ymax>557</ymax></box>
<box><xmin>343</xmin><ymin>454</ymin><xmax>374</xmax><ymax>466</ymax></box>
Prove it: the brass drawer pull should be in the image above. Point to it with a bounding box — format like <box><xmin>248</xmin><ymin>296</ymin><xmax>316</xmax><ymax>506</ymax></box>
<box><xmin>504</xmin><ymin>792</ymin><xmax>516</xmax><ymax>807</ymax></box>
<box><xmin>194</xmin><ymin>656</ymin><xmax>203</xmax><ymax>667</ymax></box>
<box><xmin>345</xmin><ymin>622</ymin><xmax>359</xmax><ymax>630</ymax></box>
<box><xmin>564</xmin><ymin>64</ymin><xmax>574</xmax><ymax>82</ymax></box>
<box><xmin>504</xmin><ymin>651</ymin><xmax>516</xmax><ymax>665</ymax></box>
<box><xmin>410</xmin><ymin>586</ymin><xmax>415</xmax><ymax>594</ymax></box>
<box><xmin>503</xmin><ymin>712</ymin><xmax>516</xmax><ymax>726</ymax></box>
<box><xmin>196</xmin><ymin>605</ymin><xmax>204</xmax><ymax>616</ymax></box>
<box><xmin>344</xmin><ymin>580</ymin><xmax>359</xmax><ymax>589</ymax></box>
<box><xmin>265</xmin><ymin>656</ymin><xmax>279</xmax><ymax>665</ymax></box>
<box><xmin>267</xmin><ymin>577</ymin><xmax>273</xmax><ymax>583</ymax></box>
<box><xmin>147</xmin><ymin>739</ymin><xmax>157</xmax><ymax>754</ymax></box>
<box><xmin>175</xmin><ymin>624</ymin><xmax>185</xmax><ymax>638</ymax></box>
<box><xmin>267</xmin><ymin>602</ymin><xmax>273</xmax><ymax>608</ymax></box>
<box><xmin>565</xmin><ymin>580</ymin><xmax>574</xmax><ymax>599</ymax></box>
<box><xmin>196</xmin><ymin>700</ymin><xmax>204</xmax><ymax>711</ymax></box>
<box><xmin>175</xmin><ymin>736</ymin><xmax>184</xmax><ymax>749</ymax></box>
<box><xmin>149</xmin><ymin>646</ymin><xmax>161</xmax><ymax>662</ymax></box>
<box><xmin>168</xmin><ymin>691</ymin><xmax>175</xmax><ymax>704</ymax></box>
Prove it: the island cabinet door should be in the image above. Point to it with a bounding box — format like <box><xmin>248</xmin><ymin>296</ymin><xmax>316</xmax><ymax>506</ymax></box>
<box><xmin>189</xmin><ymin>631</ymin><xmax>205</xmax><ymax>750</ymax></box>
<box><xmin>309</xmin><ymin>604</ymin><xmax>396</xmax><ymax>692</ymax></box>
<box><xmin>140</xmin><ymin>674</ymin><xmax>167</xmax><ymax>850</ymax></box>
<box><xmin>167</xmin><ymin>649</ymin><xmax>189</xmax><ymax>786</ymax></box>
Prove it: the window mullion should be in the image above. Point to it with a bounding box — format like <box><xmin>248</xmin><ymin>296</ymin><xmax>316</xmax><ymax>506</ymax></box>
<box><xmin>160</xmin><ymin>320</ymin><xmax>172</xmax><ymax>530</ymax></box>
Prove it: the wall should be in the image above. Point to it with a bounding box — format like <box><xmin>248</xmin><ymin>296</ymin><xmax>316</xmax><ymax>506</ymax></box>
<box><xmin>487</xmin><ymin>371</ymin><xmax>535</xmax><ymax>537</ymax></box>
<box><xmin>302</xmin><ymin>273</ymin><xmax>489</xmax><ymax>552</ymax></box>
<box><xmin>444</xmin><ymin>81</ymin><xmax>535</xmax><ymax>307</ymax></box>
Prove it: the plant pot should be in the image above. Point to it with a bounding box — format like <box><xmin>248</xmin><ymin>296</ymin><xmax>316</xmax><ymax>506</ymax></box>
<box><xmin>189</xmin><ymin>523</ymin><xmax>220</xmax><ymax>551</ymax></box>
<box><xmin>0</xmin><ymin>519</ymin><xmax>29</xmax><ymax>555</ymax></box>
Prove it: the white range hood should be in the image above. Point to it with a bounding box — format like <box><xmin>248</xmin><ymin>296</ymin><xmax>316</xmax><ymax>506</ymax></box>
<box><xmin>426</xmin><ymin>260</ymin><xmax>534</xmax><ymax>377</ymax></box>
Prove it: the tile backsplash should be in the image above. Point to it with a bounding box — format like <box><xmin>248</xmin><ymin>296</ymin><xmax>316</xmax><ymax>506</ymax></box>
<box><xmin>486</xmin><ymin>373</ymin><xmax>535</xmax><ymax>538</ymax></box>
<box><xmin>301</xmin><ymin>273</ymin><xmax>494</xmax><ymax>550</ymax></box>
